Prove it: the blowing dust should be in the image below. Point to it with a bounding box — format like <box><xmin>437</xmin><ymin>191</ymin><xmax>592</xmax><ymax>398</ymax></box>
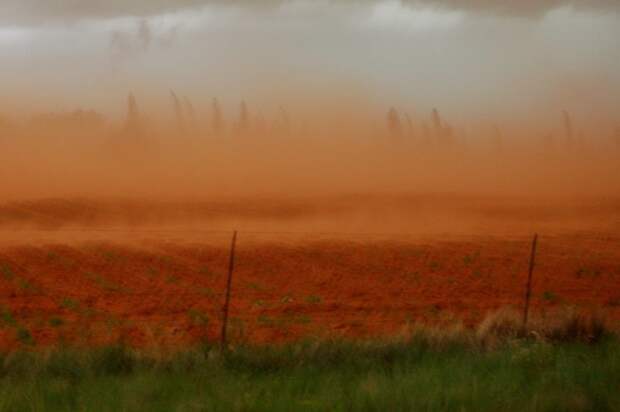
<box><xmin>0</xmin><ymin>93</ymin><xmax>618</xmax><ymax>240</ymax></box>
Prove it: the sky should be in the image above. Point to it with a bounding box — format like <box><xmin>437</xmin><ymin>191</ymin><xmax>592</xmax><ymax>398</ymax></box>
<box><xmin>1</xmin><ymin>0</ymin><xmax>619</xmax><ymax>128</ymax></box>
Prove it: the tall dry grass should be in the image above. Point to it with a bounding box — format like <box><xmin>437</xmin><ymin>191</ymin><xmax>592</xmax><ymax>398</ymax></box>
<box><xmin>397</xmin><ymin>306</ymin><xmax>613</xmax><ymax>351</ymax></box>
<box><xmin>476</xmin><ymin>306</ymin><xmax>611</xmax><ymax>349</ymax></box>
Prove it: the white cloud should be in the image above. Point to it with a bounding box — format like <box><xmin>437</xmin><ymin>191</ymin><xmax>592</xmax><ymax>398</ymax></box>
<box><xmin>363</xmin><ymin>1</ymin><xmax>464</xmax><ymax>31</ymax></box>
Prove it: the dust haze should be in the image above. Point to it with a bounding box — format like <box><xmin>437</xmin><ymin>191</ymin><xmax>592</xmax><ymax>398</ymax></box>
<box><xmin>1</xmin><ymin>0</ymin><xmax>619</xmax><ymax>237</ymax></box>
<box><xmin>1</xmin><ymin>1</ymin><xmax>620</xmax><ymax>352</ymax></box>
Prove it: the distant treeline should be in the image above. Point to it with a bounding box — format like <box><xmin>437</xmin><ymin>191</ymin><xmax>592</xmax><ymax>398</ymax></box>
<box><xmin>1</xmin><ymin>92</ymin><xmax>619</xmax><ymax>149</ymax></box>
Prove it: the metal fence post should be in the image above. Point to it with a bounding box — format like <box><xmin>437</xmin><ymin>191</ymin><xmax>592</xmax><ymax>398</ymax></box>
<box><xmin>221</xmin><ymin>230</ymin><xmax>238</xmax><ymax>351</ymax></box>
<box><xmin>522</xmin><ymin>233</ymin><xmax>538</xmax><ymax>332</ymax></box>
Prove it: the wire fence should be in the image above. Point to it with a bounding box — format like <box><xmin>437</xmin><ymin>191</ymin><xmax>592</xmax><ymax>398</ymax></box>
<box><xmin>0</xmin><ymin>229</ymin><xmax>618</xmax><ymax>347</ymax></box>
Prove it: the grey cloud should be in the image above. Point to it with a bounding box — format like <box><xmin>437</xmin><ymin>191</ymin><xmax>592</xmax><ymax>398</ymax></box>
<box><xmin>419</xmin><ymin>0</ymin><xmax>620</xmax><ymax>16</ymax></box>
<box><xmin>1</xmin><ymin>0</ymin><xmax>619</xmax><ymax>26</ymax></box>
<box><xmin>109</xmin><ymin>19</ymin><xmax>179</xmax><ymax>64</ymax></box>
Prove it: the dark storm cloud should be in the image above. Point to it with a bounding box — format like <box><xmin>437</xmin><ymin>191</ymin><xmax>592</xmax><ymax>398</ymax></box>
<box><xmin>1</xmin><ymin>0</ymin><xmax>619</xmax><ymax>25</ymax></box>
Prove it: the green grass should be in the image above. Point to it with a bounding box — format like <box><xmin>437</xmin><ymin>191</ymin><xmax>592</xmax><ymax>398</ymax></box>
<box><xmin>0</xmin><ymin>338</ymin><xmax>618</xmax><ymax>411</ymax></box>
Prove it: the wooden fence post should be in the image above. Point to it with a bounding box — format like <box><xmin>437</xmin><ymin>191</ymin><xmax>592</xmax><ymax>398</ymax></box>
<box><xmin>522</xmin><ymin>233</ymin><xmax>538</xmax><ymax>332</ymax></box>
<box><xmin>221</xmin><ymin>230</ymin><xmax>238</xmax><ymax>351</ymax></box>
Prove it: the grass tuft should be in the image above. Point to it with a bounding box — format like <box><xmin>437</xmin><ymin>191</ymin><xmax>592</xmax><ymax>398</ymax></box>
<box><xmin>475</xmin><ymin>306</ymin><xmax>613</xmax><ymax>348</ymax></box>
<box><xmin>91</xmin><ymin>345</ymin><xmax>135</xmax><ymax>376</ymax></box>
<box><xmin>477</xmin><ymin>306</ymin><xmax>523</xmax><ymax>348</ymax></box>
<box><xmin>538</xmin><ymin>307</ymin><xmax>609</xmax><ymax>344</ymax></box>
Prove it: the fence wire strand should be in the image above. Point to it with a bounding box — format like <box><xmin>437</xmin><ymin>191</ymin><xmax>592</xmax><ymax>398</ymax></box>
<box><xmin>0</xmin><ymin>229</ymin><xmax>618</xmax><ymax>345</ymax></box>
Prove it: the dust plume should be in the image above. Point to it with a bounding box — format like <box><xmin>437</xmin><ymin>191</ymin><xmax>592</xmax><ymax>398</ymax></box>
<box><xmin>0</xmin><ymin>0</ymin><xmax>619</xmax><ymax>237</ymax></box>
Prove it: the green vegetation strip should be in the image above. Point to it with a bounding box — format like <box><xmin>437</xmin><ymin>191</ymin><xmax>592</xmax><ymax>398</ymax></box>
<box><xmin>0</xmin><ymin>338</ymin><xmax>618</xmax><ymax>411</ymax></box>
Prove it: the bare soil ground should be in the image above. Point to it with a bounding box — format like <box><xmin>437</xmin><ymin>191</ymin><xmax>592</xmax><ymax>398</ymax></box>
<box><xmin>0</xmin><ymin>195</ymin><xmax>618</xmax><ymax>349</ymax></box>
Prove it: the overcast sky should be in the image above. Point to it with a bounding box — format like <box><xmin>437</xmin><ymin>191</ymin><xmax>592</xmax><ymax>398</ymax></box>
<box><xmin>1</xmin><ymin>0</ymin><xmax>619</xmax><ymax>127</ymax></box>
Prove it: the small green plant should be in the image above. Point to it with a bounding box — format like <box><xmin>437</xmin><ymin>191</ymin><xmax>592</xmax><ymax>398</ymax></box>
<box><xmin>188</xmin><ymin>309</ymin><xmax>209</xmax><ymax>326</ymax></box>
<box><xmin>198</xmin><ymin>287</ymin><xmax>215</xmax><ymax>297</ymax></box>
<box><xmin>166</xmin><ymin>275</ymin><xmax>179</xmax><ymax>284</ymax></box>
<box><xmin>542</xmin><ymin>291</ymin><xmax>558</xmax><ymax>303</ymax></box>
<box><xmin>158</xmin><ymin>255</ymin><xmax>173</xmax><ymax>265</ymax></box>
<box><xmin>305</xmin><ymin>295</ymin><xmax>322</xmax><ymax>304</ymax></box>
<box><xmin>463</xmin><ymin>252</ymin><xmax>480</xmax><ymax>266</ymax></box>
<box><xmin>293</xmin><ymin>315</ymin><xmax>311</xmax><ymax>325</ymax></box>
<box><xmin>85</xmin><ymin>272</ymin><xmax>119</xmax><ymax>291</ymax></box>
<box><xmin>17</xmin><ymin>279</ymin><xmax>33</xmax><ymax>291</ymax></box>
<box><xmin>575</xmin><ymin>267</ymin><xmax>602</xmax><ymax>278</ymax></box>
<box><xmin>258</xmin><ymin>315</ymin><xmax>275</xmax><ymax>326</ymax></box>
<box><xmin>1</xmin><ymin>307</ymin><xmax>17</xmax><ymax>327</ymax></box>
<box><xmin>407</xmin><ymin>271</ymin><xmax>421</xmax><ymax>282</ymax></box>
<box><xmin>49</xmin><ymin>317</ymin><xmax>64</xmax><ymax>327</ymax></box>
<box><xmin>247</xmin><ymin>282</ymin><xmax>265</xmax><ymax>291</ymax></box>
<box><xmin>101</xmin><ymin>250</ymin><xmax>119</xmax><ymax>262</ymax></box>
<box><xmin>16</xmin><ymin>327</ymin><xmax>34</xmax><ymax>345</ymax></box>
<box><xmin>0</xmin><ymin>264</ymin><xmax>14</xmax><ymax>280</ymax></box>
<box><xmin>61</xmin><ymin>298</ymin><xmax>79</xmax><ymax>311</ymax></box>
<box><xmin>105</xmin><ymin>316</ymin><xmax>123</xmax><ymax>331</ymax></box>
<box><xmin>81</xmin><ymin>307</ymin><xmax>96</xmax><ymax>318</ymax></box>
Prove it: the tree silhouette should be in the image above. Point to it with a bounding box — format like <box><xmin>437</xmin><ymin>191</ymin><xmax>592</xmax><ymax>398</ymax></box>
<box><xmin>125</xmin><ymin>92</ymin><xmax>142</xmax><ymax>136</ymax></box>
<box><xmin>170</xmin><ymin>90</ymin><xmax>186</xmax><ymax>135</ymax></box>
<box><xmin>183</xmin><ymin>96</ymin><xmax>196</xmax><ymax>133</ymax></box>
<box><xmin>279</xmin><ymin>106</ymin><xmax>290</xmax><ymax>135</ymax></box>
<box><xmin>431</xmin><ymin>108</ymin><xmax>442</xmax><ymax>140</ymax></box>
<box><xmin>493</xmin><ymin>124</ymin><xmax>503</xmax><ymax>152</ymax></box>
<box><xmin>387</xmin><ymin>107</ymin><xmax>402</xmax><ymax>137</ymax></box>
<box><xmin>405</xmin><ymin>113</ymin><xmax>414</xmax><ymax>139</ymax></box>
<box><xmin>238</xmin><ymin>100</ymin><xmax>249</xmax><ymax>133</ymax></box>
<box><xmin>562</xmin><ymin>110</ymin><xmax>573</xmax><ymax>147</ymax></box>
<box><xmin>212</xmin><ymin>98</ymin><xmax>224</xmax><ymax>135</ymax></box>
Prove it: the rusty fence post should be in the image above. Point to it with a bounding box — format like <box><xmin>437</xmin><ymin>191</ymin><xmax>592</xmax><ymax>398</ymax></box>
<box><xmin>221</xmin><ymin>230</ymin><xmax>238</xmax><ymax>351</ymax></box>
<box><xmin>522</xmin><ymin>233</ymin><xmax>538</xmax><ymax>332</ymax></box>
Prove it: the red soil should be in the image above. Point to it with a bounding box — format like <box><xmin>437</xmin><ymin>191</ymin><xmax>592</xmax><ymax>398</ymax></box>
<box><xmin>0</xmin><ymin>196</ymin><xmax>618</xmax><ymax>349</ymax></box>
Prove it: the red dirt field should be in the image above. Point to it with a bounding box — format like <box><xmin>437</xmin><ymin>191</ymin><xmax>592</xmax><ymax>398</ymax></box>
<box><xmin>0</xmin><ymin>196</ymin><xmax>618</xmax><ymax>349</ymax></box>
